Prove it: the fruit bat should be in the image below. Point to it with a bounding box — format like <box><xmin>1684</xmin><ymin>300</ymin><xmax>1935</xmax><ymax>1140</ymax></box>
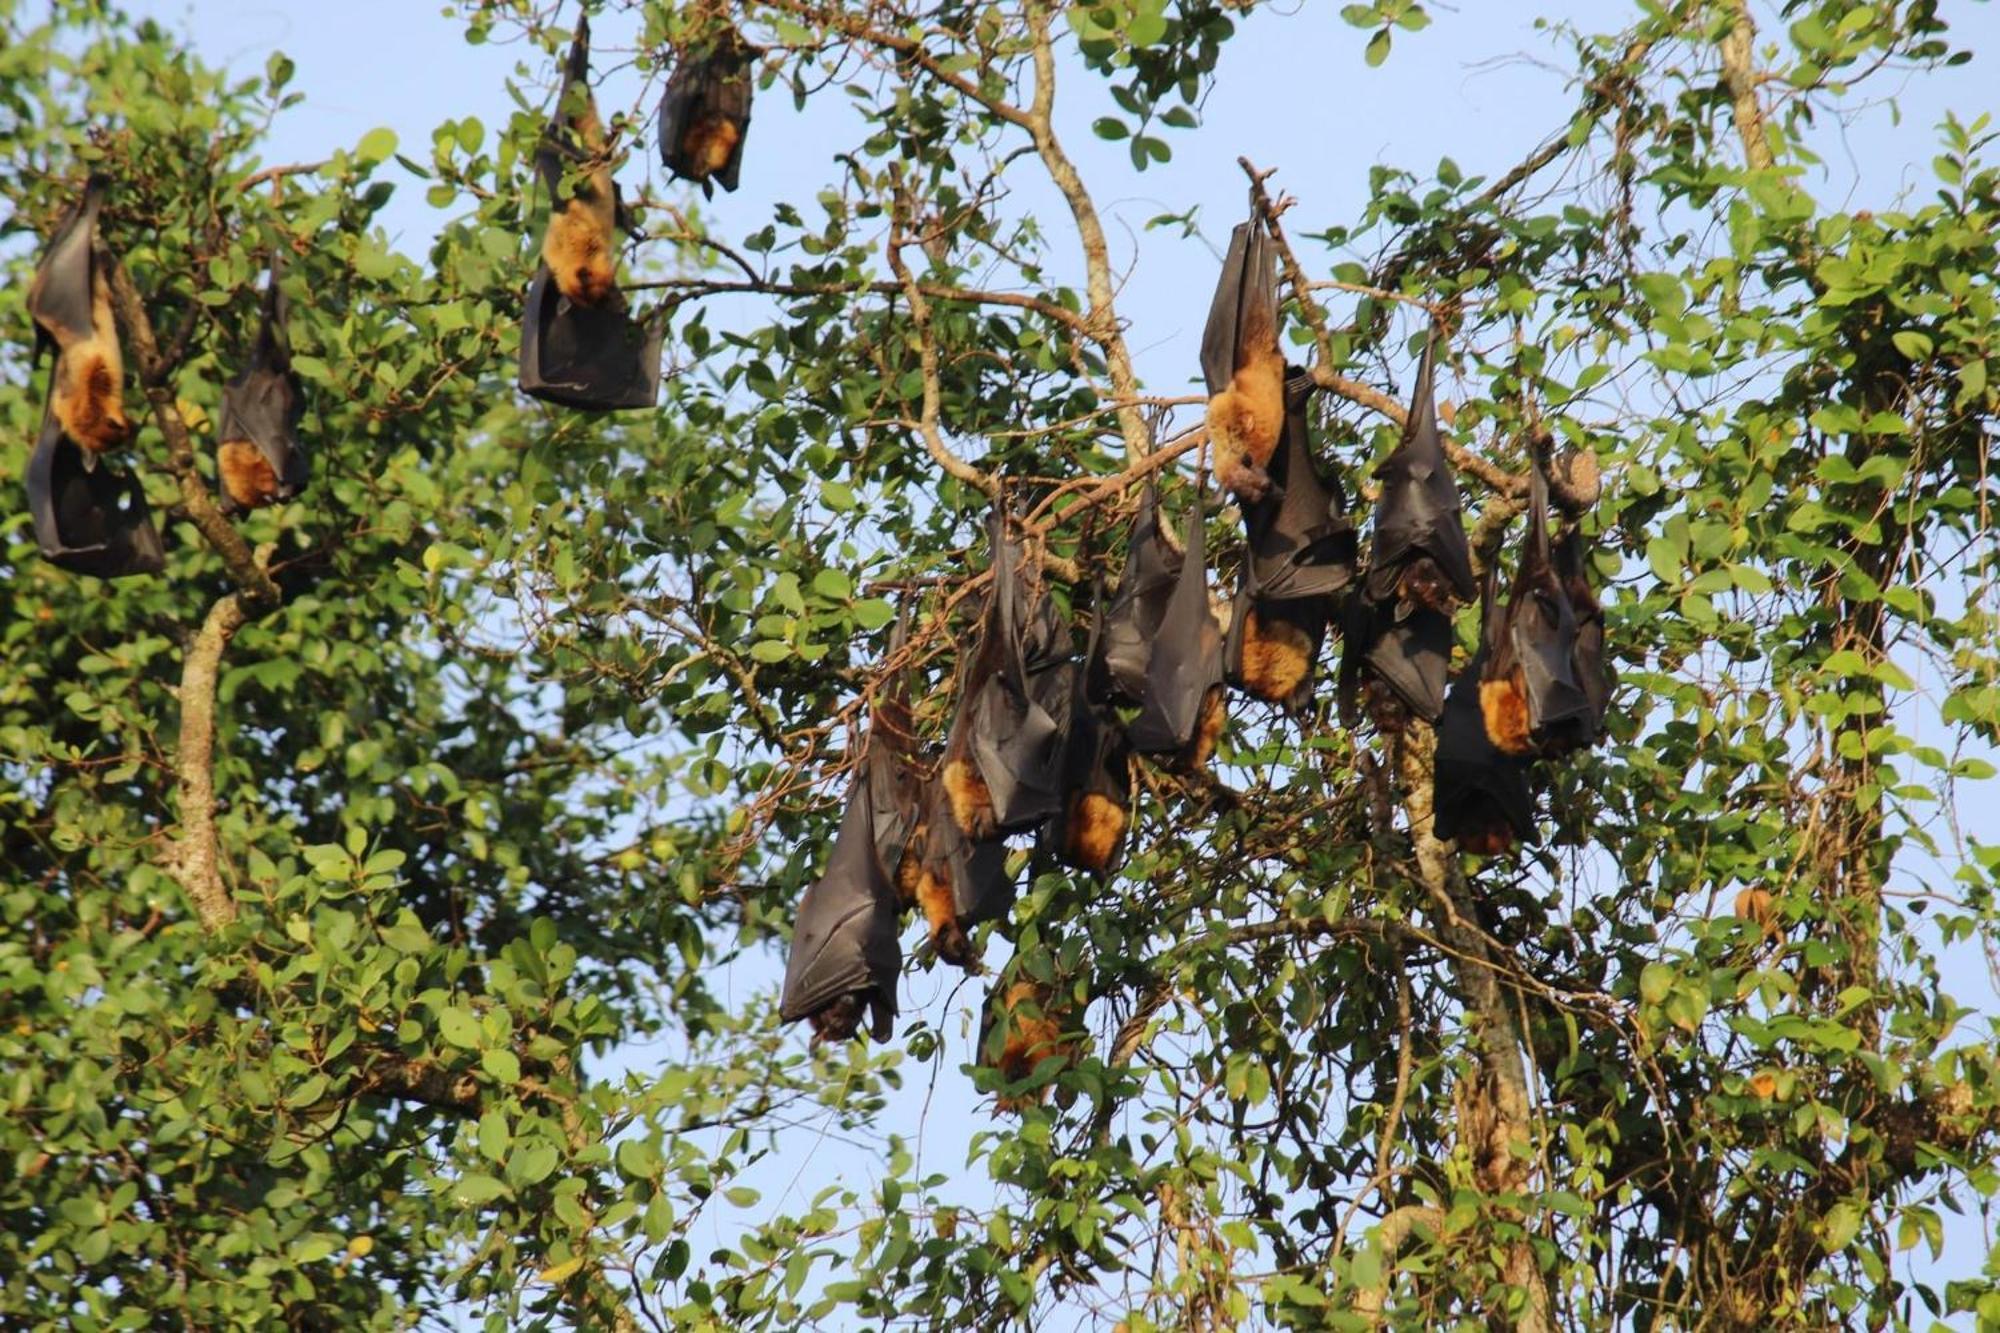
<box><xmin>779</xmin><ymin>748</ymin><xmax>902</xmax><ymax>1044</ymax></box>
<box><xmin>1094</xmin><ymin>478</ymin><xmax>1181</xmax><ymax>705</ymax></box>
<box><xmin>216</xmin><ymin>259</ymin><xmax>308</xmax><ymax>514</ymax></box>
<box><xmin>1126</xmin><ymin>494</ymin><xmax>1226</xmax><ymax>769</ymax></box>
<box><xmin>519</xmin><ymin>17</ymin><xmax>664</xmax><ymax>411</ymax></box>
<box><xmin>1433</xmin><ymin>569</ymin><xmax>1537</xmax><ymax>854</ymax></box>
<box><xmin>906</xmin><ymin>780</ymin><xmax>1014</xmax><ymax>970</ymax></box>
<box><xmin>1201</xmin><ymin>205</ymin><xmax>1285</xmax><ymax>501</ymax></box>
<box><xmin>1479</xmin><ymin>459</ymin><xmax>1593</xmax><ymax>758</ymax></box>
<box><xmin>27</xmin><ymin>174</ymin><xmax>129</xmax><ymax>456</ymax></box>
<box><xmin>1363</xmin><ymin>333</ymin><xmax>1476</xmax><ymax>616</ymax></box>
<box><xmin>658</xmin><ymin>22</ymin><xmax>754</xmax><ymax>197</ymax></box>
<box><xmin>1226</xmin><ymin>368</ymin><xmax>1357</xmax><ymax>711</ymax></box>
<box><xmin>983</xmin><ymin>975</ymin><xmax>1078</xmax><ymax>1114</ymax></box>
<box><xmin>1044</xmin><ymin>589</ymin><xmax>1133</xmax><ymax>876</ymax></box>
<box><xmin>941</xmin><ymin>510</ymin><xmax>1073</xmax><ymax>837</ymax></box>
<box><xmin>25</xmin><ymin>402</ymin><xmax>165</xmax><ymax>579</ymax></box>
<box><xmin>1554</xmin><ymin>525</ymin><xmax>1613</xmax><ymax>743</ymax></box>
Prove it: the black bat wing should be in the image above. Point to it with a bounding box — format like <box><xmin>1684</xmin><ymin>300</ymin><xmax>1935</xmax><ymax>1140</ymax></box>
<box><xmin>1095</xmin><ymin>479</ymin><xmax>1182</xmax><ymax>703</ymax></box>
<box><xmin>1503</xmin><ymin>463</ymin><xmax>1594</xmax><ymax>751</ymax></box>
<box><xmin>1198</xmin><ymin>213</ymin><xmax>1275</xmax><ymax>396</ymax></box>
<box><xmin>1554</xmin><ymin>526</ymin><xmax>1612</xmax><ymax>738</ymax></box>
<box><xmin>968</xmin><ymin>516</ymin><xmax>1070</xmax><ymax>831</ymax></box>
<box><xmin>1364</xmin><ymin>334</ymin><xmax>1477</xmax><ymax>606</ymax></box>
<box><xmin>1344</xmin><ymin>595</ymin><xmax>1450</xmax><ymax>723</ymax></box>
<box><xmin>27</xmin><ymin>175</ymin><xmax>105</xmax><ymax>352</ymax></box>
<box><xmin>26</xmin><ymin>406</ymin><xmax>165</xmax><ymax>580</ymax></box>
<box><xmin>1433</xmin><ymin>669</ymin><xmax>1538</xmax><ymax>848</ymax></box>
<box><xmin>780</xmin><ymin>773</ymin><xmax>902</xmax><ymax>1041</ymax></box>
<box><xmin>1243</xmin><ymin>368</ymin><xmax>1357</xmax><ymax>601</ymax></box>
<box><xmin>866</xmin><ymin>607</ymin><xmax>924</xmax><ymax>871</ymax></box>
<box><xmin>1223</xmin><ymin>580</ymin><xmax>1330</xmax><ymax>714</ymax></box>
<box><xmin>518</xmin><ymin>266</ymin><xmax>665</xmax><ymax>411</ymax></box>
<box><xmin>1128</xmin><ymin>495</ymin><xmax>1223</xmax><ymax>752</ymax></box>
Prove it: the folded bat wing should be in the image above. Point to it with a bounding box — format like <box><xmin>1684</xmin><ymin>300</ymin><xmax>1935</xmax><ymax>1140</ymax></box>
<box><xmin>1433</xmin><ymin>573</ymin><xmax>1537</xmax><ymax>848</ymax></box>
<box><xmin>1128</xmin><ymin>495</ymin><xmax>1223</xmax><ymax>753</ymax></box>
<box><xmin>780</xmin><ymin>770</ymin><xmax>903</xmax><ymax>1041</ymax></box>
<box><xmin>1364</xmin><ymin>334</ymin><xmax>1476</xmax><ymax>607</ymax></box>
<box><xmin>1498</xmin><ymin>462</ymin><xmax>1594</xmax><ymax>752</ymax></box>
<box><xmin>1094</xmin><ymin>478</ymin><xmax>1182</xmax><ymax>704</ymax></box>
<box><xmin>1199</xmin><ymin>215</ymin><xmax>1276</xmax><ymax>397</ymax></box>
<box><xmin>519</xmin><ymin>266</ymin><xmax>665</xmax><ymax>411</ymax></box>
<box><xmin>967</xmin><ymin>512</ymin><xmax>1072</xmax><ymax>831</ymax></box>
<box><xmin>1342</xmin><ymin>594</ymin><xmax>1451</xmax><ymax>725</ymax></box>
<box><xmin>1554</xmin><ymin>526</ymin><xmax>1613</xmax><ymax>741</ymax></box>
<box><xmin>25</xmin><ymin>406</ymin><xmax>165</xmax><ymax>579</ymax></box>
<box><xmin>866</xmin><ymin>606</ymin><xmax>924</xmax><ymax>873</ymax></box>
<box><xmin>1242</xmin><ymin>369</ymin><xmax>1358</xmax><ymax>602</ymax></box>
<box><xmin>27</xmin><ymin>175</ymin><xmax>106</xmax><ymax>354</ymax></box>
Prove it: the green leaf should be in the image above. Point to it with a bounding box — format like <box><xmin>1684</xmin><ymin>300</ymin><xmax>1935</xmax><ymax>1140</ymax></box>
<box><xmin>437</xmin><ymin>1006</ymin><xmax>482</xmax><ymax>1050</ymax></box>
<box><xmin>356</xmin><ymin>127</ymin><xmax>398</xmax><ymax>163</ymax></box>
<box><xmin>1364</xmin><ymin>28</ymin><xmax>1392</xmax><ymax>65</ymax></box>
<box><xmin>451</xmin><ymin>1173</ymin><xmax>507</xmax><ymax>1207</ymax></box>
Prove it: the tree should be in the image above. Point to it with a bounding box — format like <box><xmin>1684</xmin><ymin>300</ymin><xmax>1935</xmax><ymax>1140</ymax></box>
<box><xmin>3</xmin><ymin>0</ymin><xmax>1998</xmax><ymax>1327</ymax></box>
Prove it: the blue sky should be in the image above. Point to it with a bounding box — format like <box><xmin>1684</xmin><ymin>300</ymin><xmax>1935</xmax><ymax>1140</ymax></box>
<box><xmin>110</xmin><ymin>0</ymin><xmax>2000</xmax><ymax>1325</ymax></box>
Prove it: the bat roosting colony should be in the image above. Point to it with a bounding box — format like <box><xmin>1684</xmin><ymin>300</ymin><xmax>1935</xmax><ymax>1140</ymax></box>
<box><xmin>778</xmin><ymin>200</ymin><xmax>1615</xmax><ymax>1111</ymax></box>
<box><xmin>17</xmin><ymin>18</ymin><xmax>1612</xmax><ymax>1114</ymax></box>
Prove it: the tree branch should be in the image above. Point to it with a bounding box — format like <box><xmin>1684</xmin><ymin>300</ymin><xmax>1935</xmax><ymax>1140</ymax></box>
<box><xmin>164</xmin><ymin>593</ymin><xmax>247</xmax><ymax>931</ymax></box>
<box><xmin>1024</xmin><ymin>3</ymin><xmax>1152</xmax><ymax>466</ymax></box>
<box><xmin>1717</xmin><ymin>0</ymin><xmax>1775</xmax><ymax>172</ymax></box>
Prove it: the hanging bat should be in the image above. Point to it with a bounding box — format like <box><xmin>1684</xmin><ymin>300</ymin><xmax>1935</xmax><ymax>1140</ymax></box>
<box><xmin>519</xmin><ymin>17</ymin><xmax>664</xmax><ymax>411</ymax></box>
<box><xmin>25</xmin><ymin>402</ymin><xmax>165</xmax><ymax>579</ymax></box>
<box><xmin>1554</xmin><ymin>525</ymin><xmax>1613</xmax><ymax>745</ymax></box>
<box><xmin>1479</xmin><ymin>457</ymin><xmax>1593</xmax><ymax>757</ymax></box>
<box><xmin>1094</xmin><ymin>478</ymin><xmax>1182</xmax><ymax>705</ymax></box>
<box><xmin>1201</xmin><ymin>204</ymin><xmax>1285</xmax><ymax>501</ymax></box>
<box><xmin>1044</xmin><ymin>587</ymin><xmax>1133</xmax><ymax>876</ymax></box>
<box><xmin>216</xmin><ymin>259</ymin><xmax>308</xmax><ymax>513</ymax></box>
<box><xmin>1126</xmin><ymin>493</ymin><xmax>1226</xmax><ymax>770</ymax></box>
<box><xmin>983</xmin><ymin>974</ymin><xmax>1079</xmax><ymax>1114</ymax></box>
<box><xmin>942</xmin><ymin>509</ymin><xmax>1073</xmax><ymax>837</ymax></box>
<box><xmin>1433</xmin><ymin>569</ymin><xmax>1537</xmax><ymax>854</ymax></box>
<box><xmin>658</xmin><ymin>22</ymin><xmax>754</xmax><ymax>197</ymax></box>
<box><xmin>1363</xmin><ymin>333</ymin><xmax>1476</xmax><ymax>616</ymax></box>
<box><xmin>1227</xmin><ymin>368</ymin><xmax>1357</xmax><ymax>710</ymax></box>
<box><xmin>27</xmin><ymin>174</ymin><xmax>128</xmax><ymax>455</ymax></box>
<box><xmin>540</xmin><ymin>15</ymin><xmax>619</xmax><ymax>308</ymax></box>
<box><xmin>779</xmin><ymin>753</ymin><xmax>903</xmax><ymax>1044</ymax></box>
<box><xmin>905</xmin><ymin>780</ymin><xmax>1014</xmax><ymax>970</ymax></box>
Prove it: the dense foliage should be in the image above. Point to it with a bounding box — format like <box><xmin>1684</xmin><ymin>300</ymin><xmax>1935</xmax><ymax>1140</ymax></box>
<box><xmin>4</xmin><ymin>0</ymin><xmax>2000</xmax><ymax>1329</ymax></box>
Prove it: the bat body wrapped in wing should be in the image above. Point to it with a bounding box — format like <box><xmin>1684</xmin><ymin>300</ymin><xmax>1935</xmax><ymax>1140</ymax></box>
<box><xmin>217</xmin><ymin>260</ymin><xmax>308</xmax><ymax>513</ymax></box>
<box><xmin>1364</xmin><ymin>335</ymin><xmax>1476</xmax><ymax>615</ymax></box>
<box><xmin>780</xmin><ymin>763</ymin><xmax>903</xmax><ymax>1043</ymax></box>
<box><xmin>1554</xmin><ymin>526</ymin><xmax>1613</xmax><ymax>746</ymax></box>
<box><xmin>1095</xmin><ymin>480</ymin><xmax>1182</xmax><ymax>705</ymax></box>
<box><xmin>659</xmin><ymin>23</ymin><xmax>754</xmax><ymax>197</ymax></box>
<box><xmin>1045</xmin><ymin>590</ymin><xmax>1133</xmax><ymax>876</ymax></box>
<box><xmin>1480</xmin><ymin>460</ymin><xmax>1593</xmax><ymax>757</ymax></box>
